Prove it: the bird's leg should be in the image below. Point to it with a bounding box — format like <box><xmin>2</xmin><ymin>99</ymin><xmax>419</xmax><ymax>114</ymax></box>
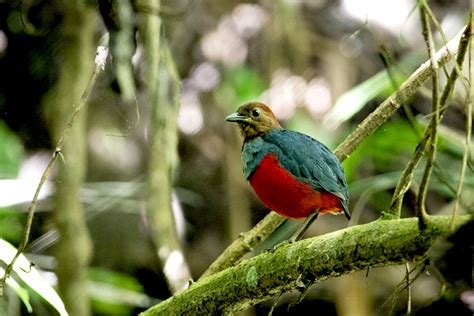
<box><xmin>289</xmin><ymin>210</ymin><xmax>319</xmax><ymax>243</ymax></box>
<box><xmin>267</xmin><ymin>210</ymin><xmax>320</xmax><ymax>253</ymax></box>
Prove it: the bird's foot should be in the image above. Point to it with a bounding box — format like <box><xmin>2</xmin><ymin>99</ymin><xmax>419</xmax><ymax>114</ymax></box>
<box><xmin>266</xmin><ymin>239</ymin><xmax>294</xmax><ymax>253</ymax></box>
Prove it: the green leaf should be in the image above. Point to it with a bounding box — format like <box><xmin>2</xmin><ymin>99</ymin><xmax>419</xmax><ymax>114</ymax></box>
<box><xmin>324</xmin><ymin>53</ymin><xmax>423</xmax><ymax>129</ymax></box>
<box><xmin>0</xmin><ymin>207</ymin><xmax>24</xmax><ymax>242</ymax></box>
<box><xmin>4</xmin><ymin>276</ymin><xmax>33</xmax><ymax>313</ymax></box>
<box><xmin>0</xmin><ymin>239</ymin><xmax>68</xmax><ymax>316</ymax></box>
<box><xmin>343</xmin><ymin>120</ymin><xmax>419</xmax><ymax>183</ymax></box>
<box><xmin>325</xmin><ymin>70</ymin><xmax>398</xmax><ymax>129</ymax></box>
<box><xmin>88</xmin><ymin>267</ymin><xmax>158</xmax><ymax>314</ymax></box>
<box><xmin>216</xmin><ymin>66</ymin><xmax>266</xmax><ymax>110</ymax></box>
<box><xmin>0</xmin><ymin>121</ymin><xmax>24</xmax><ymax>178</ymax></box>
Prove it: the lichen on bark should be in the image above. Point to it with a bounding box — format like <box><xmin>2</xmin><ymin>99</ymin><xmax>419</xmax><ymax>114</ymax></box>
<box><xmin>142</xmin><ymin>215</ymin><xmax>471</xmax><ymax>315</ymax></box>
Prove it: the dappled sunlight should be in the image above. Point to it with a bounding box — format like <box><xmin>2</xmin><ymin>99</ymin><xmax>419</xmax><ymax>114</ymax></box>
<box><xmin>189</xmin><ymin>62</ymin><xmax>220</xmax><ymax>92</ymax></box>
<box><xmin>88</xmin><ymin>128</ymin><xmax>142</xmax><ymax>174</ymax></box>
<box><xmin>341</xmin><ymin>0</ymin><xmax>416</xmax><ymax>34</ymax></box>
<box><xmin>261</xmin><ymin>70</ymin><xmax>333</xmax><ymax>120</ymax></box>
<box><xmin>178</xmin><ymin>90</ymin><xmax>204</xmax><ymax>135</ymax></box>
<box><xmin>0</xmin><ymin>152</ymin><xmax>53</xmax><ymax>207</ymax></box>
<box><xmin>200</xmin><ymin>16</ymin><xmax>248</xmax><ymax>66</ymax></box>
<box><xmin>0</xmin><ymin>30</ymin><xmax>7</xmax><ymax>56</ymax></box>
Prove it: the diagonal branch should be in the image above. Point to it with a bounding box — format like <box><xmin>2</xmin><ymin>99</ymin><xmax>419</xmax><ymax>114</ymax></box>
<box><xmin>0</xmin><ymin>46</ymin><xmax>108</xmax><ymax>294</ymax></box>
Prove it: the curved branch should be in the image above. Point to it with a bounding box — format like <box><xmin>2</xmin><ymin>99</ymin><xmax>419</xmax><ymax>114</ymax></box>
<box><xmin>415</xmin><ymin>2</ymin><xmax>440</xmax><ymax>226</ymax></box>
<box><xmin>142</xmin><ymin>215</ymin><xmax>471</xmax><ymax>315</ymax></box>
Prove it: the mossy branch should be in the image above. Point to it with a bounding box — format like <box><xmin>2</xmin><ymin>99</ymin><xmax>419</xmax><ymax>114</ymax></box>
<box><xmin>200</xmin><ymin>24</ymin><xmax>468</xmax><ymax>279</ymax></box>
<box><xmin>142</xmin><ymin>215</ymin><xmax>472</xmax><ymax>315</ymax></box>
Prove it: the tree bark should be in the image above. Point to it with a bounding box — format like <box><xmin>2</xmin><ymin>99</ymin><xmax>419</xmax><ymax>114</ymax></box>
<box><xmin>142</xmin><ymin>215</ymin><xmax>471</xmax><ymax>314</ymax></box>
<box><xmin>139</xmin><ymin>0</ymin><xmax>192</xmax><ymax>293</ymax></box>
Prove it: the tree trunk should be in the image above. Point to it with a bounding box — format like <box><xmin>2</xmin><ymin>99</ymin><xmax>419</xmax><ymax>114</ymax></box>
<box><xmin>41</xmin><ymin>1</ymin><xmax>96</xmax><ymax>315</ymax></box>
<box><xmin>139</xmin><ymin>0</ymin><xmax>192</xmax><ymax>293</ymax></box>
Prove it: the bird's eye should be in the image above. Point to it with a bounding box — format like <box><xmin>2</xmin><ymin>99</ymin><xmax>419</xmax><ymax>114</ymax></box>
<box><xmin>252</xmin><ymin>109</ymin><xmax>260</xmax><ymax>118</ymax></box>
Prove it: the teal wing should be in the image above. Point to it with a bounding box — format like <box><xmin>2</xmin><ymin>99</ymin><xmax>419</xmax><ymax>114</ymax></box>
<box><xmin>262</xmin><ymin>130</ymin><xmax>350</xmax><ymax>218</ymax></box>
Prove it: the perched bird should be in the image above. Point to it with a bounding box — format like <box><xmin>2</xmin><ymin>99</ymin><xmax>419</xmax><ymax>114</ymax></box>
<box><xmin>225</xmin><ymin>102</ymin><xmax>350</xmax><ymax>241</ymax></box>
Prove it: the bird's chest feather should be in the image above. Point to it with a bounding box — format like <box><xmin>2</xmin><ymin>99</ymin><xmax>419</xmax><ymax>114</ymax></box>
<box><xmin>247</xmin><ymin>153</ymin><xmax>342</xmax><ymax>219</ymax></box>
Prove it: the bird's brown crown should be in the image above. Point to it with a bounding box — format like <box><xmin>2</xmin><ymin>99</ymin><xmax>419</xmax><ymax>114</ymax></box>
<box><xmin>225</xmin><ymin>102</ymin><xmax>282</xmax><ymax>140</ymax></box>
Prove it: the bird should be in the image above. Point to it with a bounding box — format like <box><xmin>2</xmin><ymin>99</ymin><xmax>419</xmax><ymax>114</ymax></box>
<box><xmin>225</xmin><ymin>102</ymin><xmax>350</xmax><ymax>241</ymax></box>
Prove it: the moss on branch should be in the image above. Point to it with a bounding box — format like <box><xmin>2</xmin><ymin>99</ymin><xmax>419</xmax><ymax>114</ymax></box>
<box><xmin>142</xmin><ymin>215</ymin><xmax>471</xmax><ymax>315</ymax></box>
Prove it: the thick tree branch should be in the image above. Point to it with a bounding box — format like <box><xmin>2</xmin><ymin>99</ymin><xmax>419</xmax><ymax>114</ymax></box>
<box><xmin>142</xmin><ymin>215</ymin><xmax>471</xmax><ymax>315</ymax></box>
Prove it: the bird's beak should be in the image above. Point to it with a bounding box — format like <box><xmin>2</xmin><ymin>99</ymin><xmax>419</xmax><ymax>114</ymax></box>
<box><xmin>225</xmin><ymin>112</ymin><xmax>249</xmax><ymax>123</ymax></box>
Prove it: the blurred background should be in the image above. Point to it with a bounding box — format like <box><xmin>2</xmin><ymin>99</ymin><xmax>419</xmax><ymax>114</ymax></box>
<box><xmin>0</xmin><ymin>0</ymin><xmax>472</xmax><ymax>315</ymax></box>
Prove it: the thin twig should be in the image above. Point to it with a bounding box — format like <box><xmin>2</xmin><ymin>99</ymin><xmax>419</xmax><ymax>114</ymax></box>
<box><xmin>383</xmin><ymin>262</ymin><xmax>427</xmax><ymax>313</ymax></box>
<box><xmin>415</xmin><ymin>2</ymin><xmax>441</xmax><ymax>227</ymax></box>
<box><xmin>379</xmin><ymin>47</ymin><xmax>419</xmax><ymax>133</ymax></box>
<box><xmin>450</xmin><ymin>12</ymin><xmax>473</xmax><ymax>231</ymax></box>
<box><xmin>387</xmin><ymin>22</ymin><xmax>471</xmax><ymax>219</ymax></box>
<box><xmin>406</xmin><ymin>263</ymin><xmax>412</xmax><ymax>315</ymax></box>
<box><xmin>0</xmin><ymin>46</ymin><xmax>108</xmax><ymax>293</ymax></box>
<box><xmin>423</xmin><ymin>3</ymin><xmax>469</xmax><ymax>91</ymax></box>
<box><xmin>387</xmin><ymin>134</ymin><xmax>429</xmax><ymax>219</ymax></box>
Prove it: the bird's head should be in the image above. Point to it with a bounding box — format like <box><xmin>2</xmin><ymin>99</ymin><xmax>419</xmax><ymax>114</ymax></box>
<box><xmin>225</xmin><ymin>102</ymin><xmax>282</xmax><ymax>140</ymax></box>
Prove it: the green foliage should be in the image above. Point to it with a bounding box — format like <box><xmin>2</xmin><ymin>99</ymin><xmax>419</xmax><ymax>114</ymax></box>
<box><xmin>0</xmin><ymin>121</ymin><xmax>25</xmax><ymax>243</ymax></box>
<box><xmin>88</xmin><ymin>267</ymin><xmax>156</xmax><ymax>315</ymax></box>
<box><xmin>0</xmin><ymin>121</ymin><xmax>23</xmax><ymax>178</ymax></box>
<box><xmin>430</xmin><ymin>152</ymin><xmax>474</xmax><ymax>200</ymax></box>
<box><xmin>343</xmin><ymin>119</ymin><xmax>419</xmax><ymax>183</ymax></box>
<box><xmin>344</xmin><ymin>117</ymin><xmax>473</xmax><ymax>213</ymax></box>
<box><xmin>324</xmin><ymin>53</ymin><xmax>423</xmax><ymax>129</ymax></box>
<box><xmin>286</xmin><ymin>109</ymin><xmax>339</xmax><ymax>147</ymax></box>
<box><xmin>0</xmin><ymin>207</ymin><xmax>24</xmax><ymax>242</ymax></box>
<box><xmin>216</xmin><ymin>66</ymin><xmax>266</xmax><ymax>110</ymax></box>
<box><xmin>0</xmin><ymin>239</ymin><xmax>67</xmax><ymax>315</ymax></box>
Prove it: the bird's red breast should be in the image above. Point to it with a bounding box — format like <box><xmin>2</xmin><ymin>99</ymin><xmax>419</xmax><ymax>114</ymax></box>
<box><xmin>248</xmin><ymin>153</ymin><xmax>344</xmax><ymax>219</ymax></box>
